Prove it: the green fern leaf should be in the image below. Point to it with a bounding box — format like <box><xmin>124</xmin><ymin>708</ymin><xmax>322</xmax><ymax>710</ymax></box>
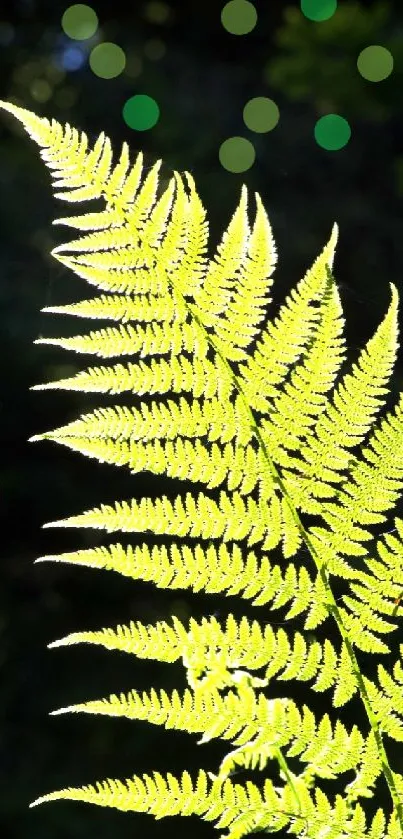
<box><xmin>4</xmin><ymin>99</ymin><xmax>403</xmax><ymax>837</ymax></box>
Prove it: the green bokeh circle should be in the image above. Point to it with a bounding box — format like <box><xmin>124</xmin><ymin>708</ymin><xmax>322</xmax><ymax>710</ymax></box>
<box><xmin>122</xmin><ymin>95</ymin><xmax>160</xmax><ymax>130</ymax></box>
<box><xmin>89</xmin><ymin>43</ymin><xmax>126</xmax><ymax>79</ymax></box>
<box><xmin>243</xmin><ymin>97</ymin><xmax>280</xmax><ymax>133</ymax></box>
<box><xmin>357</xmin><ymin>45</ymin><xmax>394</xmax><ymax>82</ymax></box>
<box><xmin>61</xmin><ymin>4</ymin><xmax>98</xmax><ymax>40</ymax></box>
<box><xmin>219</xmin><ymin>137</ymin><xmax>255</xmax><ymax>172</ymax></box>
<box><xmin>314</xmin><ymin>114</ymin><xmax>351</xmax><ymax>150</ymax></box>
<box><xmin>300</xmin><ymin>0</ymin><xmax>337</xmax><ymax>22</ymax></box>
<box><xmin>221</xmin><ymin>0</ymin><xmax>257</xmax><ymax>35</ymax></box>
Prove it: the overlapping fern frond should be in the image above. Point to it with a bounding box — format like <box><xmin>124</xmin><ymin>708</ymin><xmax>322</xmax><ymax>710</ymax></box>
<box><xmin>4</xmin><ymin>99</ymin><xmax>403</xmax><ymax>838</ymax></box>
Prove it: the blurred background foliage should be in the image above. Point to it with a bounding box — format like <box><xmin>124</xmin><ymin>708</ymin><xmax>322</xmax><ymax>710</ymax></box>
<box><xmin>266</xmin><ymin>1</ymin><xmax>403</xmax><ymax>119</ymax></box>
<box><xmin>1</xmin><ymin>1</ymin><xmax>403</xmax><ymax>838</ymax></box>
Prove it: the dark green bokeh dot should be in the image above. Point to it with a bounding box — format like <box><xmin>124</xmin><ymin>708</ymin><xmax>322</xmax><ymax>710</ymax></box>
<box><xmin>122</xmin><ymin>95</ymin><xmax>160</xmax><ymax>130</ymax></box>
<box><xmin>301</xmin><ymin>0</ymin><xmax>337</xmax><ymax>22</ymax></box>
<box><xmin>314</xmin><ymin>114</ymin><xmax>351</xmax><ymax>150</ymax></box>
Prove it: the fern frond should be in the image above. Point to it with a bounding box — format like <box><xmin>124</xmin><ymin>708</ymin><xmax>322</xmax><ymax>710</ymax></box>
<box><xmin>303</xmin><ymin>284</ymin><xmax>399</xmax><ymax>550</ymax></box>
<box><xmin>260</xmin><ymin>281</ymin><xmax>346</xmax><ymax>504</ymax></box>
<box><xmin>187</xmin><ymin>187</ymin><xmax>277</xmax><ymax>361</ymax></box>
<box><xmin>33</xmin><ymin>318</ymin><xmax>209</xmax><ymax>358</ymax></box>
<box><xmin>31</xmin><ymin>354</ymin><xmax>233</xmax><ymax>403</ymax></box>
<box><xmin>36</xmin><ymin>539</ymin><xmax>323</xmax><ymax>617</ymax></box>
<box><xmin>39</xmin><ymin>290</ymin><xmax>185</xmax><ymax>322</ymax></box>
<box><xmin>51</xmin><ymin>685</ymin><xmax>381</xmax><ymax>800</ymax></box>
<box><xmin>5</xmin><ymin>100</ymin><xmax>403</xmax><ymax>836</ymax></box>
<box><xmin>236</xmin><ymin>222</ymin><xmax>338</xmax><ymax>410</ymax></box>
<box><xmin>47</xmin><ymin>612</ymin><xmax>358</xmax><ymax>706</ymax></box>
<box><xmin>40</xmin><ymin>489</ymin><xmax>284</xmax><ymax>550</ymax></box>
<box><xmin>307</xmin><ymin>408</ymin><xmax>403</xmax><ymax>655</ymax></box>
<box><xmin>29</xmin><ymin>767</ymin><xmax>389</xmax><ymax>839</ymax></box>
<box><xmin>30</xmin><ymin>394</ymin><xmax>254</xmax><ymax>445</ymax></box>
<box><xmin>30</xmin><ymin>769</ymin><xmax>296</xmax><ymax>838</ymax></box>
<box><xmin>362</xmin><ymin>650</ymin><xmax>403</xmax><ymax>742</ymax></box>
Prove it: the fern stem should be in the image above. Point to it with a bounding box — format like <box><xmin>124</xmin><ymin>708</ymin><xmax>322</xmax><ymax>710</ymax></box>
<box><xmin>274</xmin><ymin>745</ymin><xmax>301</xmax><ymax>816</ymax></box>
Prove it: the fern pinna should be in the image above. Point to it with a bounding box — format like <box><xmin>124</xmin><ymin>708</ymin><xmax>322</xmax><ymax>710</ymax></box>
<box><xmin>3</xmin><ymin>99</ymin><xmax>403</xmax><ymax>839</ymax></box>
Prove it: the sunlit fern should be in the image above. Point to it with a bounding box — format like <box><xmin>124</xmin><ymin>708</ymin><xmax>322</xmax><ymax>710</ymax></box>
<box><xmin>3</xmin><ymin>99</ymin><xmax>403</xmax><ymax>838</ymax></box>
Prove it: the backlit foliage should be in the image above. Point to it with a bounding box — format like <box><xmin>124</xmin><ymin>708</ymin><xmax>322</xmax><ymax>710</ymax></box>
<box><xmin>3</xmin><ymin>100</ymin><xmax>403</xmax><ymax>837</ymax></box>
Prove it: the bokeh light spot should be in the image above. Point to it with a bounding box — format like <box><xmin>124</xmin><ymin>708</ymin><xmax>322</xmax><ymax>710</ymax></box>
<box><xmin>219</xmin><ymin>137</ymin><xmax>255</xmax><ymax>172</ymax></box>
<box><xmin>59</xmin><ymin>44</ymin><xmax>86</xmax><ymax>71</ymax></box>
<box><xmin>144</xmin><ymin>38</ymin><xmax>166</xmax><ymax>60</ymax></box>
<box><xmin>61</xmin><ymin>4</ymin><xmax>98</xmax><ymax>40</ymax></box>
<box><xmin>314</xmin><ymin>114</ymin><xmax>351</xmax><ymax>150</ymax></box>
<box><xmin>357</xmin><ymin>45</ymin><xmax>393</xmax><ymax>82</ymax></box>
<box><xmin>13</xmin><ymin>61</ymin><xmax>39</xmax><ymax>85</ymax></box>
<box><xmin>123</xmin><ymin>94</ymin><xmax>160</xmax><ymax>130</ymax></box>
<box><xmin>30</xmin><ymin>79</ymin><xmax>52</xmax><ymax>103</ymax></box>
<box><xmin>243</xmin><ymin>97</ymin><xmax>279</xmax><ymax>133</ymax></box>
<box><xmin>143</xmin><ymin>1</ymin><xmax>171</xmax><ymax>24</ymax></box>
<box><xmin>300</xmin><ymin>0</ymin><xmax>337</xmax><ymax>21</ymax></box>
<box><xmin>89</xmin><ymin>43</ymin><xmax>126</xmax><ymax>79</ymax></box>
<box><xmin>45</xmin><ymin>63</ymin><xmax>66</xmax><ymax>84</ymax></box>
<box><xmin>221</xmin><ymin>1</ymin><xmax>257</xmax><ymax>35</ymax></box>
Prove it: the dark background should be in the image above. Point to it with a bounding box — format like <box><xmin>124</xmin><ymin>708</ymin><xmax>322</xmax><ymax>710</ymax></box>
<box><xmin>1</xmin><ymin>1</ymin><xmax>403</xmax><ymax>837</ymax></box>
